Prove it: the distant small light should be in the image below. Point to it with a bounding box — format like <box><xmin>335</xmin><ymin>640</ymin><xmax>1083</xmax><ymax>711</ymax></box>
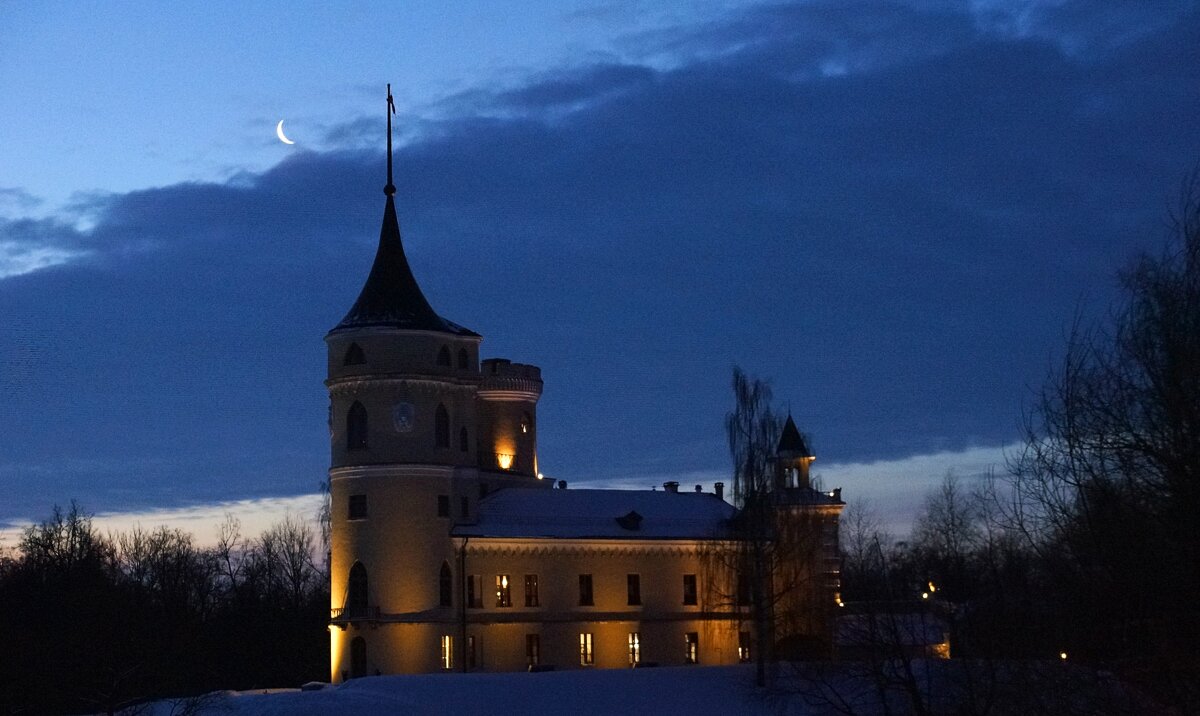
<box><xmin>537</xmin><ymin>473</ymin><xmax>544</xmax><ymax>479</ymax></box>
<box><xmin>921</xmin><ymin>592</ymin><xmax>929</xmax><ymax>600</ymax></box>
<box><xmin>1060</xmin><ymin>651</ymin><xmax>1068</xmax><ymax>661</ymax></box>
<box><xmin>927</xmin><ymin>582</ymin><xmax>937</xmax><ymax>593</ymax></box>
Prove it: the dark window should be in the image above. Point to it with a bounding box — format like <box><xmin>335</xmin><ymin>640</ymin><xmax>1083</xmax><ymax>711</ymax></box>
<box><xmin>440</xmin><ymin>562</ymin><xmax>453</xmax><ymax>607</ymax></box>
<box><xmin>738</xmin><ymin>631</ymin><xmax>751</xmax><ymax>663</ymax></box>
<box><xmin>435</xmin><ymin>404</ymin><xmax>450</xmax><ymax>449</ymax></box>
<box><xmin>496</xmin><ymin>575</ymin><xmax>512</xmax><ymax>607</ymax></box>
<box><xmin>685</xmin><ymin>632</ymin><xmax>699</xmax><ymax>664</ymax></box>
<box><xmin>459</xmin><ymin>426</ymin><xmax>469</xmax><ymax>452</ymax></box>
<box><xmin>348</xmin><ymin>562</ymin><xmax>368</xmax><ymax>616</ymax></box>
<box><xmin>526</xmin><ymin>634</ymin><xmax>541</xmax><ymax>666</ymax></box>
<box><xmin>682</xmin><ymin>574</ymin><xmax>697</xmax><ymax>605</ymax></box>
<box><xmin>467</xmin><ymin>575</ymin><xmax>482</xmax><ymax>608</ymax></box>
<box><xmin>627</xmin><ymin>574</ymin><xmax>641</xmax><ymax>606</ymax></box>
<box><xmin>524</xmin><ymin>574</ymin><xmax>539</xmax><ymax>607</ymax></box>
<box><xmin>736</xmin><ymin>574</ymin><xmax>751</xmax><ymax>606</ymax></box>
<box><xmin>343</xmin><ymin>342</ymin><xmax>366</xmax><ymax>366</ymax></box>
<box><xmin>457</xmin><ymin>348</ymin><xmax>469</xmax><ymax>369</ymax></box>
<box><xmin>437</xmin><ymin>345</ymin><xmax>451</xmax><ymax>366</ymax></box>
<box><xmin>348</xmin><ymin>494</ymin><xmax>367</xmax><ymax>520</ymax></box>
<box><xmin>579</xmin><ymin>574</ymin><xmax>594</xmax><ymax>606</ymax></box>
<box><xmin>521</xmin><ymin>411</ymin><xmax>532</xmax><ymax>434</ymax></box>
<box><xmin>479</xmin><ymin>483</ymin><xmax>489</xmax><ymax>499</ymax></box>
<box><xmin>347</xmin><ymin>402</ymin><xmax>368</xmax><ymax>451</ymax></box>
<box><xmin>437</xmin><ymin>494</ymin><xmax>450</xmax><ymax>517</ymax></box>
<box><xmin>350</xmin><ymin>637</ymin><xmax>367</xmax><ymax>679</ymax></box>
<box><xmin>460</xmin><ymin>496</ymin><xmax>469</xmax><ymax>519</ymax></box>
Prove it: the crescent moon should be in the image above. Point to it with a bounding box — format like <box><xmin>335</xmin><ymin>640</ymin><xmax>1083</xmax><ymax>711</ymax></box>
<box><xmin>276</xmin><ymin>120</ymin><xmax>295</xmax><ymax>145</ymax></box>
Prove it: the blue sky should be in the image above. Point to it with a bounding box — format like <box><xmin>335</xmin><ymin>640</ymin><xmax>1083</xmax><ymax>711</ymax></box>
<box><xmin>2</xmin><ymin>0</ymin><xmax>1198</xmax><ymax>538</ymax></box>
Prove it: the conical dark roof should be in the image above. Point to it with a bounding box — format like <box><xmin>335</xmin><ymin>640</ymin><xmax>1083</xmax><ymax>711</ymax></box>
<box><xmin>777</xmin><ymin>414</ymin><xmax>813</xmax><ymax>457</ymax></box>
<box><xmin>329</xmin><ymin>195</ymin><xmax>478</xmax><ymax>336</ymax></box>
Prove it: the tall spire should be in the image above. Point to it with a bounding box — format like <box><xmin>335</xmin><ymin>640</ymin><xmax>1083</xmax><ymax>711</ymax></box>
<box><xmin>327</xmin><ymin>83</ymin><xmax>477</xmax><ymax>337</ymax></box>
<box><xmin>385</xmin><ymin>83</ymin><xmax>396</xmax><ymax>196</ymax></box>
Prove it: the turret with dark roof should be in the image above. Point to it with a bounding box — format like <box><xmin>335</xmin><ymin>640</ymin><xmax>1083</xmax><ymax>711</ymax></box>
<box><xmin>777</xmin><ymin>413</ymin><xmax>813</xmax><ymax>458</ymax></box>
<box><xmin>328</xmin><ymin>84</ymin><xmax>477</xmax><ymax>337</ymax></box>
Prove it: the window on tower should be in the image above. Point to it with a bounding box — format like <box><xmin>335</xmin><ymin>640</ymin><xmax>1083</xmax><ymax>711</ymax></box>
<box><xmin>457</xmin><ymin>347</ymin><xmax>469</xmax><ymax>370</ymax></box>
<box><xmin>496</xmin><ymin>574</ymin><xmax>512</xmax><ymax>607</ymax></box>
<box><xmin>685</xmin><ymin>632</ymin><xmax>699</xmax><ymax>664</ymax></box>
<box><xmin>439</xmin><ymin>562</ymin><xmax>453</xmax><ymax>607</ymax></box>
<box><xmin>459</xmin><ymin>426</ymin><xmax>469</xmax><ymax>452</ymax></box>
<box><xmin>467</xmin><ymin>575</ymin><xmax>483</xmax><ymax>608</ymax></box>
<box><xmin>682</xmin><ymin>574</ymin><xmax>698</xmax><ymax>605</ymax></box>
<box><xmin>343</xmin><ymin>342</ymin><xmax>365</xmax><ymax>366</ymax></box>
<box><xmin>627</xmin><ymin>574</ymin><xmax>641</xmax><ymax>606</ymax></box>
<box><xmin>437</xmin><ymin>345</ymin><xmax>451</xmax><ymax>366</ymax></box>
<box><xmin>435</xmin><ymin>404</ymin><xmax>450</xmax><ymax>449</ymax></box>
<box><xmin>524</xmin><ymin>574</ymin><xmax>539</xmax><ymax>607</ymax></box>
<box><xmin>348</xmin><ymin>494</ymin><xmax>367</xmax><ymax>520</ymax></box>
<box><xmin>347</xmin><ymin>562</ymin><xmax>368</xmax><ymax>617</ymax></box>
<box><xmin>579</xmin><ymin>574</ymin><xmax>594</xmax><ymax>606</ymax></box>
<box><xmin>437</xmin><ymin>494</ymin><xmax>450</xmax><ymax>517</ymax></box>
<box><xmin>347</xmin><ymin>402</ymin><xmax>368</xmax><ymax>451</ymax></box>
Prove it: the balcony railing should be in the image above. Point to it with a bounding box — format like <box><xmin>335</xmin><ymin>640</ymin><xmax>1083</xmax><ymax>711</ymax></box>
<box><xmin>331</xmin><ymin>605</ymin><xmax>381</xmax><ymax>621</ymax></box>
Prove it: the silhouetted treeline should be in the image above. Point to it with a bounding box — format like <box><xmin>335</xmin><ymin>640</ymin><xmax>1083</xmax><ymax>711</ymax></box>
<box><xmin>0</xmin><ymin>504</ymin><xmax>329</xmax><ymax>715</ymax></box>
<box><xmin>840</xmin><ymin>176</ymin><xmax>1200</xmax><ymax>713</ymax></box>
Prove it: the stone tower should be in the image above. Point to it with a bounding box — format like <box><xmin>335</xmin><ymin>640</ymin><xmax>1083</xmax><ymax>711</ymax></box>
<box><xmin>327</xmin><ymin>86</ymin><xmax>544</xmax><ymax>679</ymax></box>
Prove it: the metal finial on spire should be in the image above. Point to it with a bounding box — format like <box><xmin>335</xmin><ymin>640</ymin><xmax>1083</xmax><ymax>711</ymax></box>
<box><xmin>385</xmin><ymin>83</ymin><xmax>397</xmax><ymax>196</ymax></box>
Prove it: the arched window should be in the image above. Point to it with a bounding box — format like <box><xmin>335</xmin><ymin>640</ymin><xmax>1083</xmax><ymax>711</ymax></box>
<box><xmin>343</xmin><ymin>342</ymin><xmax>365</xmax><ymax>366</ymax></box>
<box><xmin>350</xmin><ymin>637</ymin><xmax>367</xmax><ymax>679</ymax></box>
<box><xmin>459</xmin><ymin>426</ymin><xmax>469</xmax><ymax>452</ymax></box>
<box><xmin>440</xmin><ymin>561</ymin><xmax>453</xmax><ymax>607</ymax></box>
<box><xmin>435</xmin><ymin>404</ymin><xmax>450</xmax><ymax>449</ymax></box>
<box><xmin>457</xmin><ymin>348</ymin><xmax>469</xmax><ymax>370</ymax></box>
<box><xmin>521</xmin><ymin>411</ymin><xmax>533</xmax><ymax>435</ymax></box>
<box><xmin>437</xmin><ymin>345</ymin><xmax>451</xmax><ymax>366</ymax></box>
<box><xmin>347</xmin><ymin>402</ymin><xmax>368</xmax><ymax>451</ymax></box>
<box><xmin>348</xmin><ymin>562</ymin><xmax>368</xmax><ymax>617</ymax></box>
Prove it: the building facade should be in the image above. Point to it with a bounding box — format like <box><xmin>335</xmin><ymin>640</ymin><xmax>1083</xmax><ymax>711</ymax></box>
<box><xmin>327</xmin><ymin>94</ymin><xmax>844</xmax><ymax>680</ymax></box>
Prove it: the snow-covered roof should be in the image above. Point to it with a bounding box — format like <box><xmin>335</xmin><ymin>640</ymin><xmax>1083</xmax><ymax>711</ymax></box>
<box><xmin>453</xmin><ymin>487</ymin><xmax>736</xmax><ymax>540</ymax></box>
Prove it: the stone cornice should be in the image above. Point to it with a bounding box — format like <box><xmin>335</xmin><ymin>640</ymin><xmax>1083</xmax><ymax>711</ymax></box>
<box><xmin>327</xmin><ymin>376</ymin><xmax>480</xmax><ymax>397</ymax></box>
<box><xmin>324</xmin><ymin>328</ymin><xmax>483</xmax><ymax>344</ymax></box>
<box><xmin>331</xmin><ymin>464</ymin><xmax>456</xmax><ymax>480</ymax></box>
<box><xmin>459</xmin><ymin>538</ymin><xmax>710</xmax><ymax>557</ymax></box>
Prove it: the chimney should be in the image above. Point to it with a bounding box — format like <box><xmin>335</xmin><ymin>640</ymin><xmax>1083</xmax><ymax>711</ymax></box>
<box><xmin>663</xmin><ymin>481</ymin><xmax>679</xmax><ymax>494</ymax></box>
<box><xmin>694</xmin><ymin>484</ymin><xmax>703</xmax><ymax>493</ymax></box>
<box><xmin>714</xmin><ymin>482</ymin><xmax>725</xmax><ymax>501</ymax></box>
<box><xmin>558</xmin><ymin>480</ymin><xmax>568</xmax><ymax>490</ymax></box>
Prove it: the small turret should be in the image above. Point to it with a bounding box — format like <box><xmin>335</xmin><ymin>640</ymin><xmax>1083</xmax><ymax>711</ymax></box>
<box><xmin>775</xmin><ymin>414</ymin><xmax>815</xmax><ymax>490</ymax></box>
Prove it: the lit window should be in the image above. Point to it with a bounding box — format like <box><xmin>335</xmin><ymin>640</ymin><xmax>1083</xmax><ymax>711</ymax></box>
<box><xmin>440</xmin><ymin>635</ymin><xmax>453</xmax><ymax>670</ymax></box>
<box><xmin>627</xmin><ymin>574</ymin><xmax>641</xmax><ymax>606</ymax></box>
<box><xmin>682</xmin><ymin>574</ymin><xmax>697</xmax><ymax>605</ymax></box>
<box><xmin>580</xmin><ymin>633</ymin><xmax>594</xmax><ymax>666</ymax></box>
<box><xmin>525</xmin><ymin>574</ymin><xmax>539</xmax><ymax>607</ymax></box>
<box><xmin>439</xmin><ymin>562</ymin><xmax>453</xmax><ymax>607</ymax></box>
<box><xmin>579</xmin><ymin>574</ymin><xmax>594</xmax><ymax>606</ymax></box>
<box><xmin>738</xmin><ymin>631</ymin><xmax>751</xmax><ymax>663</ymax></box>
<box><xmin>348</xmin><ymin>494</ymin><xmax>367</xmax><ymax>520</ymax></box>
<box><xmin>438</xmin><ymin>494</ymin><xmax>450</xmax><ymax>517</ymax></box>
<box><xmin>521</xmin><ymin>411</ymin><xmax>532</xmax><ymax>434</ymax></box>
<box><xmin>685</xmin><ymin>632</ymin><xmax>699</xmax><ymax>664</ymax></box>
<box><xmin>437</xmin><ymin>345</ymin><xmax>451</xmax><ymax>366</ymax></box>
<box><xmin>347</xmin><ymin>402</ymin><xmax>368</xmax><ymax>451</ymax></box>
<box><xmin>467</xmin><ymin>575</ymin><xmax>482</xmax><ymax>608</ymax></box>
<box><xmin>496</xmin><ymin>574</ymin><xmax>512</xmax><ymax>607</ymax></box>
<box><xmin>526</xmin><ymin>634</ymin><xmax>541</xmax><ymax>667</ymax></box>
<box><xmin>628</xmin><ymin>632</ymin><xmax>641</xmax><ymax>666</ymax></box>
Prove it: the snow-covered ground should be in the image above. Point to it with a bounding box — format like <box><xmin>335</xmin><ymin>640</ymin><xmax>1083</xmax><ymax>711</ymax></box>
<box><xmin>138</xmin><ymin>665</ymin><xmax>778</xmax><ymax>716</ymax></box>
<box><xmin>134</xmin><ymin>660</ymin><xmax>1149</xmax><ymax>716</ymax></box>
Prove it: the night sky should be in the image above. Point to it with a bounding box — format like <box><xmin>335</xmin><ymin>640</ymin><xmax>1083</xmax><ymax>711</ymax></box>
<box><xmin>2</xmin><ymin>1</ymin><xmax>1198</xmax><ymax>539</ymax></box>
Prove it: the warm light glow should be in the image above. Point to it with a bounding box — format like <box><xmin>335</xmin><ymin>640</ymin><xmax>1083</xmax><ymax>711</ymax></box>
<box><xmin>1060</xmin><ymin>651</ymin><xmax>1068</xmax><ymax>661</ymax></box>
<box><xmin>497</xmin><ymin>453</ymin><xmax>514</xmax><ymax>470</ymax></box>
<box><xmin>927</xmin><ymin>581</ymin><xmax>937</xmax><ymax>593</ymax></box>
<box><xmin>537</xmin><ymin>472</ymin><xmax>544</xmax><ymax>479</ymax></box>
<box><xmin>921</xmin><ymin>592</ymin><xmax>929</xmax><ymax>599</ymax></box>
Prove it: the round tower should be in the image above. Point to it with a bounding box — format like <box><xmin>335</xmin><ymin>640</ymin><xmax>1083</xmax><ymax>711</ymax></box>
<box><xmin>327</xmin><ymin>85</ymin><xmax>483</xmax><ymax>679</ymax></box>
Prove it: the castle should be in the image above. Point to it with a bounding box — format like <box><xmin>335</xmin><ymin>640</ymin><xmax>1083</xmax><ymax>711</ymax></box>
<box><xmin>326</xmin><ymin>89</ymin><xmax>844</xmax><ymax>679</ymax></box>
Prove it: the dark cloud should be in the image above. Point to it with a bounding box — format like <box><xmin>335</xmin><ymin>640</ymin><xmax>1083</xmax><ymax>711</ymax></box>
<box><xmin>2</xmin><ymin>1</ymin><xmax>1198</xmax><ymax>521</ymax></box>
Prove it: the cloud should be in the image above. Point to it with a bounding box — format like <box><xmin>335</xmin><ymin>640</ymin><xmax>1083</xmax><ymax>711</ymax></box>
<box><xmin>1</xmin><ymin>1</ymin><xmax>1197</xmax><ymax>526</ymax></box>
